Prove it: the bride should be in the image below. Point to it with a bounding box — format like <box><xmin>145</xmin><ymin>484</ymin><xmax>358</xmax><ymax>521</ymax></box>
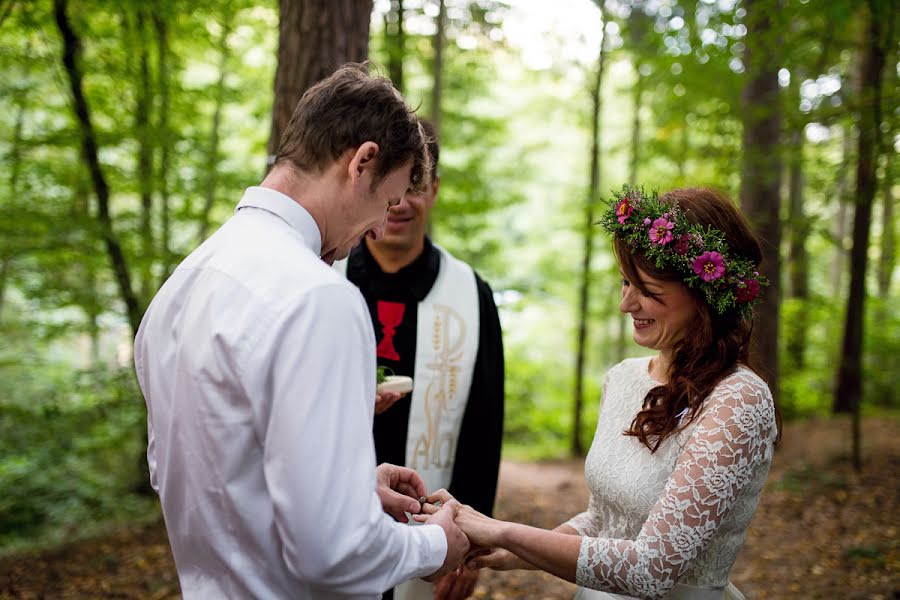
<box><xmin>420</xmin><ymin>187</ymin><xmax>780</xmax><ymax>600</ymax></box>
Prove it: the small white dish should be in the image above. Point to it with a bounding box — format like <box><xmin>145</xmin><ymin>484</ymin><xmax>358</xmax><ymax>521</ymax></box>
<box><xmin>377</xmin><ymin>375</ymin><xmax>413</xmax><ymax>394</ymax></box>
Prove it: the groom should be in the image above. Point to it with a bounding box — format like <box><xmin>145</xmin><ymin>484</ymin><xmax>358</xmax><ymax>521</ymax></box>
<box><xmin>134</xmin><ymin>64</ymin><xmax>469</xmax><ymax>598</ymax></box>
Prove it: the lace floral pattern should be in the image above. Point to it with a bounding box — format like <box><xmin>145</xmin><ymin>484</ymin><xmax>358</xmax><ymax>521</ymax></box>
<box><xmin>565</xmin><ymin>357</ymin><xmax>775</xmax><ymax>599</ymax></box>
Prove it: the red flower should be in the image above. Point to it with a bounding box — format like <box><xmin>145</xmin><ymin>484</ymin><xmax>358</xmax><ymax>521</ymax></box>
<box><xmin>616</xmin><ymin>198</ymin><xmax>633</xmax><ymax>223</ymax></box>
<box><xmin>649</xmin><ymin>217</ymin><xmax>675</xmax><ymax>245</ymax></box>
<box><xmin>736</xmin><ymin>278</ymin><xmax>760</xmax><ymax>303</ymax></box>
<box><xmin>674</xmin><ymin>233</ymin><xmax>691</xmax><ymax>255</ymax></box>
<box><xmin>692</xmin><ymin>251</ymin><xmax>726</xmax><ymax>281</ymax></box>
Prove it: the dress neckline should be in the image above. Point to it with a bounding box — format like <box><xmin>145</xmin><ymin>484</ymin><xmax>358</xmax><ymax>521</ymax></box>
<box><xmin>642</xmin><ymin>355</ymin><xmax>664</xmax><ymax>386</ymax></box>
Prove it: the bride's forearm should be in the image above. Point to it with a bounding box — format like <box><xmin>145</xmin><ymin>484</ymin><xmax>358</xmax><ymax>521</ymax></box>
<box><xmin>504</xmin><ymin>525</ymin><xmax>578</xmax><ymax>571</ymax></box>
<box><xmin>496</xmin><ymin>522</ymin><xmax>582</xmax><ymax>583</ymax></box>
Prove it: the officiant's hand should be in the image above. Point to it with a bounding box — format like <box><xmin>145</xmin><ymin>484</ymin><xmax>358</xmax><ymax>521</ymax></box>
<box><xmin>433</xmin><ymin>564</ymin><xmax>479</xmax><ymax>600</ymax></box>
<box><xmin>375</xmin><ymin>463</ymin><xmax>426</xmax><ymax>523</ymax></box>
<box><xmin>374</xmin><ymin>390</ymin><xmax>405</xmax><ymax>415</ymax></box>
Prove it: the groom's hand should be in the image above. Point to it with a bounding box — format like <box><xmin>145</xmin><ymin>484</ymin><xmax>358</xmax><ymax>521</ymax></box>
<box><xmin>422</xmin><ymin>499</ymin><xmax>470</xmax><ymax>583</ymax></box>
<box><xmin>375</xmin><ymin>463</ymin><xmax>426</xmax><ymax>523</ymax></box>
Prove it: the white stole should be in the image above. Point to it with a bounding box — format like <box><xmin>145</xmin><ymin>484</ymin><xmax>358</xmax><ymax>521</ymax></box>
<box><xmin>404</xmin><ymin>244</ymin><xmax>479</xmax><ymax>493</ymax></box>
<box><xmin>336</xmin><ymin>245</ymin><xmax>480</xmax><ymax>600</ymax></box>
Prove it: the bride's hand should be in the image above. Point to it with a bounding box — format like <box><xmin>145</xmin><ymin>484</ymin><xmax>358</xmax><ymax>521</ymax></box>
<box><xmin>454</xmin><ymin>504</ymin><xmax>505</xmax><ymax>549</ymax></box>
<box><xmin>416</xmin><ymin>490</ymin><xmax>505</xmax><ymax>549</ymax></box>
<box><xmin>466</xmin><ymin>547</ymin><xmax>533</xmax><ymax>571</ymax></box>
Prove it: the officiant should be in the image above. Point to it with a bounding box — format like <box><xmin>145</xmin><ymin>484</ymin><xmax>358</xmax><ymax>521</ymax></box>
<box><xmin>337</xmin><ymin>120</ymin><xmax>505</xmax><ymax>600</ymax></box>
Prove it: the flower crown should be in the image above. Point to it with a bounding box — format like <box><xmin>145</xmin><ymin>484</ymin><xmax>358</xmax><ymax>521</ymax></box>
<box><xmin>600</xmin><ymin>185</ymin><xmax>767</xmax><ymax>317</ymax></box>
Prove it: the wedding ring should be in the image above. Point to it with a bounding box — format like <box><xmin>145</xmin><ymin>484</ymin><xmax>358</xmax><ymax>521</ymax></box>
<box><xmin>418</xmin><ymin>496</ymin><xmax>427</xmax><ymax>506</ymax></box>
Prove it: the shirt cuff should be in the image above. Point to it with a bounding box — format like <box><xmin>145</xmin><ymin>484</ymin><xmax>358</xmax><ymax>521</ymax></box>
<box><xmin>413</xmin><ymin>523</ymin><xmax>448</xmax><ymax>578</ymax></box>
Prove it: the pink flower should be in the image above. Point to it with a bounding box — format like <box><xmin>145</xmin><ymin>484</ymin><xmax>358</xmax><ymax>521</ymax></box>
<box><xmin>736</xmin><ymin>278</ymin><xmax>760</xmax><ymax>303</ymax></box>
<box><xmin>692</xmin><ymin>251</ymin><xmax>726</xmax><ymax>281</ymax></box>
<box><xmin>616</xmin><ymin>198</ymin><xmax>634</xmax><ymax>223</ymax></box>
<box><xmin>648</xmin><ymin>217</ymin><xmax>675</xmax><ymax>245</ymax></box>
<box><xmin>674</xmin><ymin>233</ymin><xmax>692</xmax><ymax>255</ymax></box>
<box><xmin>643</xmin><ymin>217</ymin><xmax>652</xmax><ymax>225</ymax></box>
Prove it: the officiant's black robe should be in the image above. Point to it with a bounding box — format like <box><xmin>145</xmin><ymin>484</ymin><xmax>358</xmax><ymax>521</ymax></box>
<box><xmin>347</xmin><ymin>237</ymin><xmax>505</xmax><ymax>526</ymax></box>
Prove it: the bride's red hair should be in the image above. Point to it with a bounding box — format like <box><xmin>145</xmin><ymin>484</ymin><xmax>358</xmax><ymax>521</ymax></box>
<box><xmin>614</xmin><ymin>187</ymin><xmax>781</xmax><ymax>452</ymax></box>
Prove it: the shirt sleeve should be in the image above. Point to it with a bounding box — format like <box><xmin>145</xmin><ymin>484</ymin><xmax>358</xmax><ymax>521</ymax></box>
<box><xmin>575</xmin><ymin>372</ymin><xmax>776</xmax><ymax>599</ymax></box>
<box><xmin>246</xmin><ymin>283</ymin><xmax>447</xmax><ymax>595</ymax></box>
<box><xmin>448</xmin><ymin>275</ymin><xmax>504</xmax><ymax>517</ymax></box>
<box><xmin>133</xmin><ymin>334</ymin><xmax>159</xmax><ymax>493</ymax></box>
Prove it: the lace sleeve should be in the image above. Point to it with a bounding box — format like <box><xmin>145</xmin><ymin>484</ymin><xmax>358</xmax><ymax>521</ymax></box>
<box><xmin>575</xmin><ymin>372</ymin><xmax>775</xmax><ymax>599</ymax></box>
<box><xmin>565</xmin><ymin>493</ymin><xmax>604</xmax><ymax>536</ymax></box>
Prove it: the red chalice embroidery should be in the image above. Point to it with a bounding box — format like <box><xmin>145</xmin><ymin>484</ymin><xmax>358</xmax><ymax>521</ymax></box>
<box><xmin>376</xmin><ymin>301</ymin><xmax>405</xmax><ymax>360</ymax></box>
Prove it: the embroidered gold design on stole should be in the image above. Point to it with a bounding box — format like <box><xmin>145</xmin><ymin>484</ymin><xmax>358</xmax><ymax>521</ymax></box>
<box><xmin>410</xmin><ymin>304</ymin><xmax>467</xmax><ymax>470</ymax></box>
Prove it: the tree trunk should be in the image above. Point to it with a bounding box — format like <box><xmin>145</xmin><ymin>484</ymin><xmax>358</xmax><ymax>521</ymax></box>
<box><xmin>831</xmin><ymin>126</ymin><xmax>853</xmax><ymax>298</ymax></box>
<box><xmin>153</xmin><ymin>14</ymin><xmax>173</xmax><ymax>285</ymax></box>
<box><xmin>384</xmin><ymin>0</ymin><xmax>405</xmax><ymax>93</ymax></box>
<box><xmin>73</xmin><ymin>182</ymin><xmax>103</xmax><ymax>368</ymax></box>
<box><xmin>267</xmin><ymin>0</ymin><xmax>373</xmax><ymax>167</ymax></box>
<box><xmin>1</xmin><ymin>74</ymin><xmax>27</xmax><ymax>325</ymax></box>
<box><xmin>431</xmin><ymin>0</ymin><xmax>445</xmax><ymax>138</ymax></box>
<box><xmin>9</xmin><ymin>76</ymin><xmax>26</xmax><ymax>193</ymax></box>
<box><xmin>0</xmin><ymin>258</ymin><xmax>8</xmax><ymax>326</ymax></box>
<box><xmin>629</xmin><ymin>71</ymin><xmax>643</xmax><ymax>186</ymax></box>
<box><xmin>198</xmin><ymin>10</ymin><xmax>234</xmax><ymax>244</ymax></box>
<box><xmin>739</xmin><ymin>0</ymin><xmax>783</xmax><ymax>401</ymax></box>
<box><xmin>573</xmin><ymin>24</ymin><xmax>606</xmax><ymax>458</ymax></box>
<box><xmin>55</xmin><ymin>0</ymin><xmax>142</xmax><ymax>337</ymax></box>
<box><xmin>785</xmin><ymin>127</ymin><xmax>808</xmax><ymax>370</ymax></box>
<box><xmin>618</xmin><ymin>62</ymin><xmax>644</xmax><ymax>369</ymax></box>
<box><xmin>877</xmin><ymin>148</ymin><xmax>894</xmax><ymax>296</ymax></box>
<box><xmin>834</xmin><ymin>0</ymin><xmax>889</xmax><ymax>472</ymax></box>
<box><xmin>135</xmin><ymin>9</ymin><xmax>155</xmax><ymax>301</ymax></box>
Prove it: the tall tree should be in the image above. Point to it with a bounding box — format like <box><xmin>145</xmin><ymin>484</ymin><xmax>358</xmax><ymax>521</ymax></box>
<box><xmin>619</xmin><ymin>1</ymin><xmax>654</xmax><ymax>367</ymax></box>
<box><xmin>784</xmin><ymin>125</ymin><xmax>809</xmax><ymax>370</ymax></box>
<box><xmin>739</xmin><ymin>0</ymin><xmax>783</xmax><ymax>399</ymax></box>
<box><xmin>197</xmin><ymin>7</ymin><xmax>235</xmax><ymax>244</ymax></box>
<box><xmin>834</xmin><ymin>0</ymin><xmax>890</xmax><ymax>470</ymax></box>
<box><xmin>831</xmin><ymin>126</ymin><xmax>853</xmax><ymax>298</ymax></box>
<box><xmin>384</xmin><ymin>0</ymin><xmax>405</xmax><ymax>92</ymax></box>
<box><xmin>784</xmin><ymin>19</ymin><xmax>833</xmax><ymax>371</ymax></box>
<box><xmin>54</xmin><ymin>0</ymin><xmax>142</xmax><ymax>337</ymax></box>
<box><xmin>153</xmin><ymin>13</ymin><xmax>174</xmax><ymax>284</ymax></box>
<box><xmin>875</xmin><ymin>32</ymin><xmax>896</xmax><ymax>299</ymax></box>
<box><xmin>0</xmin><ymin>48</ymin><xmax>28</xmax><ymax>326</ymax></box>
<box><xmin>877</xmin><ymin>151</ymin><xmax>895</xmax><ymax>297</ymax></box>
<box><xmin>267</xmin><ymin>0</ymin><xmax>373</xmax><ymax>164</ymax></box>
<box><xmin>573</xmin><ymin>18</ymin><xmax>607</xmax><ymax>457</ymax></box>
<box><xmin>431</xmin><ymin>0</ymin><xmax>446</xmax><ymax>137</ymax></box>
<box><xmin>133</xmin><ymin>8</ymin><xmax>155</xmax><ymax>300</ymax></box>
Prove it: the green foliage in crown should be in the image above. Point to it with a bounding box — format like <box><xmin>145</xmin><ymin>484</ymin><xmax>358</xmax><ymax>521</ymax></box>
<box><xmin>599</xmin><ymin>185</ymin><xmax>767</xmax><ymax>317</ymax></box>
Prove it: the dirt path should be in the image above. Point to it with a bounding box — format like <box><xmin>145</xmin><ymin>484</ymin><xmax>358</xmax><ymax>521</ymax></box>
<box><xmin>2</xmin><ymin>417</ymin><xmax>898</xmax><ymax>599</ymax></box>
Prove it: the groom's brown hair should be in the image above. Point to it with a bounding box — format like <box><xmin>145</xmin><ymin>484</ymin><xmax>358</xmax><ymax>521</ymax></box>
<box><xmin>273</xmin><ymin>62</ymin><xmax>432</xmax><ymax>192</ymax></box>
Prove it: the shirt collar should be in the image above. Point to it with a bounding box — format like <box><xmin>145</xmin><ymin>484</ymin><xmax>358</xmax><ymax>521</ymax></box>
<box><xmin>235</xmin><ymin>186</ymin><xmax>322</xmax><ymax>257</ymax></box>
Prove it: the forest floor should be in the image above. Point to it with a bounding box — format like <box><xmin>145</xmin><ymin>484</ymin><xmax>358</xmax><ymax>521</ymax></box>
<box><xmin>1</xmin><ymin>416</ymin><xmax>898</xmax><ymax>599</ymax></box>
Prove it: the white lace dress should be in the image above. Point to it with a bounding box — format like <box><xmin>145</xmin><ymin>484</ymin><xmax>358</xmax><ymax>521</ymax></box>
<box><xmin>565</xmin><ymin>357</ymin><xmax>776</xmax><ymax>600</ymax></box>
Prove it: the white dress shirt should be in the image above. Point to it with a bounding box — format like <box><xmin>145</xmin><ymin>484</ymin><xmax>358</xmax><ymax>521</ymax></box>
<box><xmin>134</xmin><ymin>186</ymin><xmax>447</xmax><ymax>599</ymax></box>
